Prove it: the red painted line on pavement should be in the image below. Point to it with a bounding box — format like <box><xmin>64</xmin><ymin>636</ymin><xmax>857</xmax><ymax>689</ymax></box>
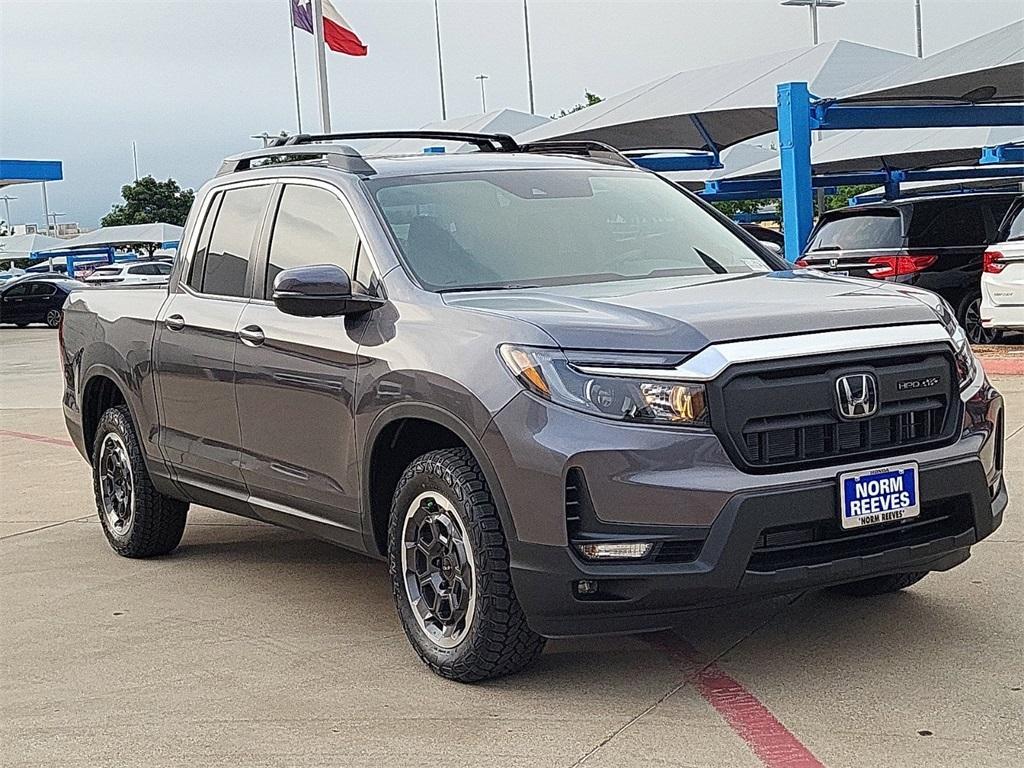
<box><xmin>0</xmin><ymin>429</ymin><xmax>75</xmax><ymax>448</ymax></box>
<box><xmin>981</xmin><ymin>358</ymin><xmax>1024</xmax><ymax>376</ymax></box>
<box><xmin>649</xmin><ymin>635</ymin><xmax>825</xmax><ymax>768</ymax></box>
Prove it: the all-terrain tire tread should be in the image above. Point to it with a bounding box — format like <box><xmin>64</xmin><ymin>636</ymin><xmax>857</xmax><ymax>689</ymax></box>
<box><xmin>389</xmin><ymin>447</ymin><xmax>545</xmax><ymax>682</ymax></box>
<box><xmin>92</xmin><ymin>405</ymin><xmax>188</xmax><ymax>558</ymax></box>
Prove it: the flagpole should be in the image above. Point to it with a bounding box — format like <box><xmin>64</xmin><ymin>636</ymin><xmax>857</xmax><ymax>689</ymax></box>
<box><xmin>433</xmin><ymin>0</ymin><xmax>447</xmax><ymax>120</ymax></box>
<box><xmin>287</xmin><ymin>0</ymin><xmax>303</xmax><ymax>132</ymax></box>
<box><xmin>523</xmin><ymin>0</ymin><xmax>535</xmax><ymax>114</ymax></box>
<box><xmin>312</xmin><ymin>0</ymin><xmax>332</xmax><ymax>132</ymax></box>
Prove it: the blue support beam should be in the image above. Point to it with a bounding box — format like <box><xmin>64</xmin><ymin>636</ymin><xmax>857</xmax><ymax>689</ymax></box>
<box><xmin>632</xmin><ymin>153</ymin><xmax>723</xmax><ymax>171</ymax></box>
<box><xmin>980</xmin><ymin>143</ymin><xmax>1024</xmax><ymax>165</ymax></box>
<box><xmin>811</xmin><ymin>103</ymin><xmax>1024</xmax><ymax>131</ymax></box>
<box><xmin>777</xmin><ymin>82</ymin><xmax>814</xmax><ymax>263</ymax></box>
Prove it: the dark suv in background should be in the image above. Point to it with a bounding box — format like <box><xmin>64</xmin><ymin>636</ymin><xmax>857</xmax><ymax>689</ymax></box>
<box><xmin>798</xmin><ymin>192</ymin><xmax>1019</xmax><ymax>344</ymax></box>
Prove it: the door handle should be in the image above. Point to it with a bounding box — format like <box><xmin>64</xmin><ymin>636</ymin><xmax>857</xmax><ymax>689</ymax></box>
<box><xmin>238</xmin><ymin>325</ymin><xmax>265</xmax><ymax>346</ymax></box>
<box><xmin>164</xmin><ymin>314</ymin><xmax>185</xmax><ymax>331</ymax></box>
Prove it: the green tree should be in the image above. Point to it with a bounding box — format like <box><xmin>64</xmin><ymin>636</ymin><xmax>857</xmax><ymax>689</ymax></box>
<box><xmin>553</xmin><ymin>91</ymin><xmax>603</xmax><ymax>118</ymax></box>
<box><xmin>101</xmin><ymin>176</ymin><xmax>194</xmax><ymax>228</ymax></box>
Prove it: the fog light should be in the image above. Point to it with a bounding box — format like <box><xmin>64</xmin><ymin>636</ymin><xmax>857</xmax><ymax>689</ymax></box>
<box><xmin>576</xmin><ymin>542</ymin><xmax>653</xmax><ymax>560</ymax></box>
<box><xmin>575</xmin><ymin>579</ymin><xmax>599</xmax><ymax>595</ymax></box>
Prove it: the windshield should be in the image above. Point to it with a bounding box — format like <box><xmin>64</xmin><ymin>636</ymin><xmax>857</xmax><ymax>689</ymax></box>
<box><xmin>369</xmin><ymin>170</ymin><xmax>773</xmax><ymax>291</ymax></box>
<box><xmin>807</xmin><ymin>210</ymin><xmax>903</xmax><ymax>252</ymax></box>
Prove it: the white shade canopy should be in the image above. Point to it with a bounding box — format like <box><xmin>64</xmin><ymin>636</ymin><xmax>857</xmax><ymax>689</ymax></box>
<box><xmin>38</xmin><ymin>222</ymin><xmax>184</xmax><ymax>252</ymax></box>
<box><xmin>515</xmin><ymin>40</ymin><xmax>915</xmax><ymax>151</ymax></box>
<box><xmin>364</xmin><ymin>109</ymin><xmax>550</xmax><ymax>155</ymax></box>
<box><xmin>838</xmin><ymin>20</ymin><xmax>1024</xmax><ymax>104</ymax></box>
<box><xmin>0</xmin><ymin>233</ymin><xmax>66</xmax><ymax>259</ymax></box>
<box><xmin>719</xmin><ymin>125</ymin><xmax>1024</xmax><ymax>179</ymax></box>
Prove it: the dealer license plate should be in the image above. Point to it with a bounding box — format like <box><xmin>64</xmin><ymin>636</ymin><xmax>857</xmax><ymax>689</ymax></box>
<box><xmin>838</xmin><ymin>462</ymin><xmax>920</xmax><ymax>530</ymax></box>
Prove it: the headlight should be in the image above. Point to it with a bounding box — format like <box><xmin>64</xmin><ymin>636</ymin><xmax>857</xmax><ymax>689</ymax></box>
<box><xmin>935</xmin><ymin>299</ymin><xmax>979</xmax><ymax>390</ymax></box>
<box><xmin>498</xmin><ymin>345</ymin><xmax>709</xmax><ymax>426</ymax></box>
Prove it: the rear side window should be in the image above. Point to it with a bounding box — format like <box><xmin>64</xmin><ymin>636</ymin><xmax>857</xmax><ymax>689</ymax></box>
<box><xmin>807</xmin><ymin>210</ymin><xmax>902</xmax><ymax>251</ymax></box>
<box><xmin>909</xmin><ymin>202</ymin><xmax>989</xmax><ymax>247</ymax></box>
<box><xmin>264</xmin><ymin>184</ymin><xmax>360</xmax><ymax>298</ymax></box>
<box><xmin>201</xmin><ymin>185</ymin><xmax>272</xmax><ymax>297</ymax></box>
<box><xmin>28</xmin><ymin>283</ymin><xmax>57</xmax><ymax>296</ymax></box>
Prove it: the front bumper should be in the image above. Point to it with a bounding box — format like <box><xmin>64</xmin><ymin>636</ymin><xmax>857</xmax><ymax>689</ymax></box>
<box><xmin>482</xmin><ymin>383</ymin><xmax>1005</xmax><ymax>638</ymax></box>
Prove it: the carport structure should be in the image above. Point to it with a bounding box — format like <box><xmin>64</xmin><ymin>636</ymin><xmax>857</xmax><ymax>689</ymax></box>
<box><xmin>775</xmin><ymin>20</ymin><xmax>1024</xmax><ymax>260</ymax></box>
<box><xmin>516</xmin><ymin>39</ymin><xmax>916</xmax><ymax>171</ymax></box>
<box><xmin>34</xmin><ymin>222</ymin><xmax>184</xmax><ymax>277</ymax></box>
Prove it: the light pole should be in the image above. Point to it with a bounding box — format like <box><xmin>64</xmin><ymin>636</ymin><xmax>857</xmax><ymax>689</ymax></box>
<box><xmin>780</xmin><ymin>0</ymin><xmax>845</xmax><ymax>46</ymax></box>
<box><xmin>434</xmin><ymin>0</ymin><xmax>448</xmax><ymax>119</ymax></box>
<box><xmin>475</xmin><ymin>74</ymin><xmax>489</xmax><ymax>113</ymax></box>
<box><xmin>523</xmin><ymin>0</ymin><xmax>536</xmax><ymax>114</ymax></box>
<box><xmin>0</xmin><ymin>194</ymin><xmax>16</xmax><ymax>232</ymax></box>
<box><xmin>914</xmin><ymin>0</ymin><xmax>924</xmax><ymax>57</ymax></box>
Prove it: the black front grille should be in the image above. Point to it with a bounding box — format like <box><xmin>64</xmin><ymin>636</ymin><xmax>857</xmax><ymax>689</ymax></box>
<box><xmin>746</xmin><ymin>496</ymin><xmax>974</xmax><ymax>572</ymax></box>
<box><xmin>710</xmin><ymin>345</ymin><xmax>960</xmax><ymax>472</ymax></box>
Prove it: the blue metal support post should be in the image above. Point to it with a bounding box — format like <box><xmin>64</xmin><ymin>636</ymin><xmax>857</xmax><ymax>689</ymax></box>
<box><xmin>777</xmin><ymin>82</ymin><xmax>814</xmax><ymax>263</ymax></box>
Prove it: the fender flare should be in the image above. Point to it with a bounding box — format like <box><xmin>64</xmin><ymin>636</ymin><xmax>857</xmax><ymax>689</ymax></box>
<box><xmin>360</xmin><ymin>402</ymin><xmax>517</xmax><ymax>555</ymax></box>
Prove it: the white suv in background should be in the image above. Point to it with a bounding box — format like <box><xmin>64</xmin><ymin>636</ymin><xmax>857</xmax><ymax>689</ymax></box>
<box><xmin>84</xmin><ymin>261</ymin><xmax>173</xmax><ymax>286</ymax></box>
<box><xmin>982</xmin><ymin>196</ymin><xmax>1024</xmax><ymax>333</ymax></box>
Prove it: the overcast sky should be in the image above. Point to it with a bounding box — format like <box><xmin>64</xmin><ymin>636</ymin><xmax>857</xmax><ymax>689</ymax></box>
<box><xmin>1</xmin><ymin>0</ymin><xmax>1021</xmax><ymax>228</ymax></box>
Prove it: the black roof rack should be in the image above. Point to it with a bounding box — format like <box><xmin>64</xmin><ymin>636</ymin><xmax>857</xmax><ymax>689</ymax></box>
<box><xmin>272</xmin><ymin>131</ymin><xmax>520</xmax><ymax>153</ymax></box>
<box><xmin>216</xmin><ymin>144</ymin><xmax>376</xmax><ymax>176</ymax></box>
<box><xmin>520</xmin><ymin>140</ymin><xmax>636</xmax><ymax>168</ymax></box>
<box><xmin>218</xmin><ymin>132</ymin><xmax>641</xmax><ymax>177</ymax></box>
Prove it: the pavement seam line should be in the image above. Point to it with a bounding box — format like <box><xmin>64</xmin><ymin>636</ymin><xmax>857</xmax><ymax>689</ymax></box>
<box><xmin>571</xmin><ymin>593</ymin><xmax>818</xmax><ymax>768</ymax></box>
<box><xmin>0</xmin><ymin>515</ymin><xmax>93</xmax><ymax>542</ymax></box>
<box><xmin>0</xmin><ymin>428</ymin><xmax>76</xmax><ymax>448</ymax></box>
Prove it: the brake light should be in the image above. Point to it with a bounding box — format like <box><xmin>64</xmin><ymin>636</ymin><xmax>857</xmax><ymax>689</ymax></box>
<box><xmin>865</xmin><ymin>255</ymin><xmax>937</xmax><ymax>279</ymax></box>
<box><xmin>983</xmin><ymin>251</ymin><xmax>1006</xmax><ymax>274</ymax></box>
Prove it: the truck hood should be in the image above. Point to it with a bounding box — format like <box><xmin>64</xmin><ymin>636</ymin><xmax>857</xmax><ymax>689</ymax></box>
<box><xmin>442</xmin><ymin>270</ymin><xmax>942</xmax><ymax>352</ymax></box>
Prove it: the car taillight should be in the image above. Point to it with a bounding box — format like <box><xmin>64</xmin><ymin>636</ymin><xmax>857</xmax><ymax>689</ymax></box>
<box><xmin>794</xmin><ymin>258</ymin><xmax>809</xmax><ymax>268</ymax></box>
<box><xmin>983</xmin><ymin>251</ymin><xmax>1006</xmax><ymax>274</ymax></box>
<box><xmin>865</xmin><ymin>254</ymin><xmax>937</xmax><ymax>279</ymax></box>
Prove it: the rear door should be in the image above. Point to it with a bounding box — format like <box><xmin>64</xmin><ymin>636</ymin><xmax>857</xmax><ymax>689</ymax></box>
<box><xmin>154</xmin><ymin>182</ymin><xmax>273</xmax><ymax>503</ymax></box>
<box><xmin>26</xmin><ymin>282</ymin><xmax>61</xmax><ymax>323</ymax></box>
<box><xmin>800</xmin><ymin>207</ymin><xmax>906</xmax><ymax>276</ymax></box>
<box><xmin>233</xmin><ymin>180</ymin><xmax>374</xmax><ymax>542</ymax></box>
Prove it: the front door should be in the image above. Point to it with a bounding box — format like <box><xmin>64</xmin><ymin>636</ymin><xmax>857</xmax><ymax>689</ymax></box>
<box><xmin>234</xmin><ymin>182</ymin><xmax>373</xmax><ymax>541</ymax></box>
<box><xmin>154</xmin><ymin>183</ymin><xmax>273</xmax><ymax>503</ymax></box>
<box><xmin>1</xmin><ymin>282</ymin><xmax>32</xmax><ymax>323</ymax></box>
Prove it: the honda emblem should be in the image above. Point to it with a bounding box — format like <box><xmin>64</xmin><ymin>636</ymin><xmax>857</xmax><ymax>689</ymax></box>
<box><xmin>835</xmin><ymin>373</ymin><xmax>879</xmax><ymax>420</ymax></box>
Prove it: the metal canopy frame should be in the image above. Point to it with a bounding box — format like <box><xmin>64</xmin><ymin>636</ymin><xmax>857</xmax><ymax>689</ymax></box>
<box><xmin>777</xmin><ymin>81</ymin><xmax>1024</xmax><ymax>261</ymax></box>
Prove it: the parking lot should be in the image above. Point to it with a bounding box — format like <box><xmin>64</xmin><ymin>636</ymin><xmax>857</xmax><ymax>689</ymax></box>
<box><xmin>1</xmin><ymin>326</ymin><xmax>1021</xmax><ymax>768</ymax></box>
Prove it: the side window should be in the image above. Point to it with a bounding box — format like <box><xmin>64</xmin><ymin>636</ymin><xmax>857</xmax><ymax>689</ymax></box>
<box><xmin>264</xmin><ymin>184</ymin><xmax>360</xmax><ymax>298</ymax></box>
<box><xmin>187</xmin><ymin>192</ymin><xmax>222</xmax><ymax>292</ymax></box>
<box><xmin>911</xmin><ymin>204</ymin><xmax>987</xmax><ymax>247</ymax></box>
<box><xmin>353</xmin><ymin>242</ymin><xmax>375</xmax><ymax>295</ymax></box>
<box><xmin>128</xmin><ymin>265</ymin><xmax>151</xmax><ymax>275</ymax></box>
<box><xmin>202</xmin><ymin>185</ymin><xmax>272</xmax><ymax>298</ymax></box>
<box><xmin>4</xmin><ymin>283</ymin><xmax>29</xmax><ymax>297</ymax></box>
<box><xmin>155</xmin><ymin>262</ymin><xmax>173</xmax><ymax>275</ymax></box>
<box><xmin>29</xmin><ymin>283</ymin><xmax>57</xmax><ymax>297</ymax></box>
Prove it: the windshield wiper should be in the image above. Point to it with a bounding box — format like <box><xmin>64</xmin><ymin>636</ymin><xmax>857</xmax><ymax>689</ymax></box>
<box><xmin>438</xmin><ymin>283</ymin><xmax>542</xmax><ymax>293</ymax></box>
<box><xmin>693</xmin><ymin>248</ymin><xmax>728</xmax><ymax>275</ymax></box>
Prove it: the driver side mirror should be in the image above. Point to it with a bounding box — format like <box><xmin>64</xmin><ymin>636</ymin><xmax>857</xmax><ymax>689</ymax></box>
<box><xmin>272</xmin><ymin>264</ymin><xmax>384</xmax><ymax>317</ymax></box>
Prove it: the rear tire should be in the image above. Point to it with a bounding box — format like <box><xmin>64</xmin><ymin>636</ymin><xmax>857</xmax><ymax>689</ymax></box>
<box><xmin>958</xmin><ymin>293</ymin><xmax>998</xmax><ymax>345</ymax></box>
<box><xmin>45</xmin><ymin>309</ymin><xmax>62</xmax><ymax>328</ymax></box>
<box><xmin>92</xmin><ymin>404</ymin><xmax>188</xmax><ymax>557</ymax></box>
<box><xmin>829</xmin><ymin>571</ymin><xmax>928</xmax><ymax>596</ymax></box>
<box><xmin>388</xmin><ymin>447</ymin><xmax>545</xmax><ymax>682</ymax></box>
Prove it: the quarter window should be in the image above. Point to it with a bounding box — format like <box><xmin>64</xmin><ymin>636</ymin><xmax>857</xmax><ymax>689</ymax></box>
<box><xmin>265</xmin><ymin>184</ymin><xmax>361</xmax><ymax>298</ymax></box>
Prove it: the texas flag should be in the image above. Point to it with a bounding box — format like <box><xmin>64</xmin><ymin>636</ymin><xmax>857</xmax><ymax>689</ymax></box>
<box><xmin>291</xmin><ymin>0</ymin><xmax>367</xmax><ymax>56</ymax></box>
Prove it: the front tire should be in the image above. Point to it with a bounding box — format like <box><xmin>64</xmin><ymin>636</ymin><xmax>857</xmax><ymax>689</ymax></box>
<box><xmin>829</xmin><ymin>571</ymin><xmax>928</xmax><ymax>596</ymax></box>
<box><xmin>92</xmin><ymin>405</ymin><xmax>188</xmax><ymax>557</ymax></box>
<box><xmin>388</xmin><ymin>447</ymin><xmax>545</xmax><ymax>682</ymax></box>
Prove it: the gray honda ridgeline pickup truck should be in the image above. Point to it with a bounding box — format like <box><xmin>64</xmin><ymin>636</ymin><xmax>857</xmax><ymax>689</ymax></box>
<box><xmin>61</xmin><ymin>132</ymin><xmax>1006</xmax><ymax>682</ymax></box>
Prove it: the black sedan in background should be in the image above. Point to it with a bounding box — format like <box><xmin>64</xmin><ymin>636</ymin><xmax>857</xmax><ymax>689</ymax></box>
<box><xmin>0</xmin><ymin>278</ymin><xmax>86</xmax><ymax>328</ymax></box>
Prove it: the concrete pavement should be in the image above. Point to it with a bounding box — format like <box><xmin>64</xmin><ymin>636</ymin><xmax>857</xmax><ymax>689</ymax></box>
<box><xmin>2</xmin><ymin>327</ymin><xmax>1021</xmax><ymax>767</ymax></box>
